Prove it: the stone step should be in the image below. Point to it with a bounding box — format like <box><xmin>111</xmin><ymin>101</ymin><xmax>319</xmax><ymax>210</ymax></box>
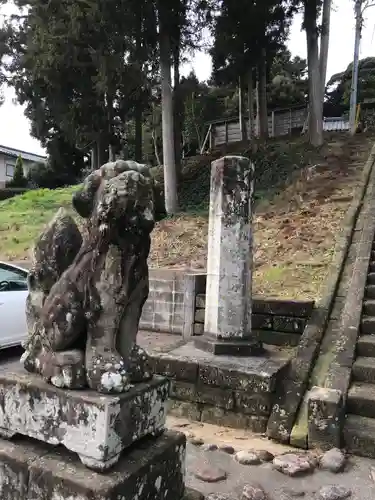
<box><xmin>368</xmin><ymin>273</ymin><xmax>375</xmax><ymax>285</ymax></box>
<box><xmin>344</xmin><ymin>414</ymin><xmax>375</xmax><ymax>459</ymax></box>
<box><xmin>369</xmin><ymin>262</ymin><xmax>375</xmax><ymax>273</ymax></box>
<box><xmin>363</xmin><ymin>300</ymin><xmax>375</xmax><ymax>316</ymax></box>
<box><xmin>357</xmin><ymin>335</ymin><xmax>375</xmax><ymax>357</ymax></box>
<box><xmin>361</xmin><ymin>316</ymin><xmax>375</xmax><ymax>334</ymax></box>
<box><xmin>365</xmin><ymin>285</ymin><xmax>375</xmax><ymax>299</ymax></box>
<box><xmin>352</xmin><ymin>357</ymin><xmax>375</xmax><ymax>383</ymax></box>
<box><xmin>347</xmin><ymin>382</ymin><xmax>375</xmax><ymax>418</ymax></box>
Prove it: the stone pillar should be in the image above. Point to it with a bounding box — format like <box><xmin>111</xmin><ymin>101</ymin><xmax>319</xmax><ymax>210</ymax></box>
<box><xmin>194</xmin><ymin>155</ymin><xmax>262</xmax><ymax>356</ymax></box>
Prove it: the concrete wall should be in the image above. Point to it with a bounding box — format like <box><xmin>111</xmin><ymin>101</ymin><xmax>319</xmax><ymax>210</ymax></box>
<box><xmin>0</xmin><ymin>153</ymin><xmax>36</xmax><ymax>188</ymax></box>
<box><xmin>140</xmin><ymin>270</ymin><xmax>314</xmax><ymax>346</ymax></box>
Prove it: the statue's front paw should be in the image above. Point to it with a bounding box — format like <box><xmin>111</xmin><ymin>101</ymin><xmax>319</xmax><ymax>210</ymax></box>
<box><xmin>86</xmin><ymin>352</ymin><xmax>130</xmax><ymax>394</ymax></box>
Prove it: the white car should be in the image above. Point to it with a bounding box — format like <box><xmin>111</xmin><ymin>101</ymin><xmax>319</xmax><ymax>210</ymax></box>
<box><xmin>0</xmin><ymin>261</ymin><xmax>28</xmax><ymax>348</ymax></box>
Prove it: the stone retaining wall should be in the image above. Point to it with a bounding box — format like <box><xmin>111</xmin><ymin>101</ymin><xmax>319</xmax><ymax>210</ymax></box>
<box><xmin>140</xmin><ymin>270</ymin><xmax>314</xmax><ymax>345</ymax></box>
<box><xmin>149</xmin><ymin>346</ymin><xmax>289</xmax><ymax>433</ymax></box>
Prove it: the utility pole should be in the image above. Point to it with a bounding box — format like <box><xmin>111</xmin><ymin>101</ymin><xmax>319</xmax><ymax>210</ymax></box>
<box><xmin>349</xmin><ymin>0</ymin><xmax>362</xmax><ymax>135</ymax></box>
<box><xmin>349</xmin><ymin>1</ymin><xmax>375</xmax><ymax>135</ymax></box>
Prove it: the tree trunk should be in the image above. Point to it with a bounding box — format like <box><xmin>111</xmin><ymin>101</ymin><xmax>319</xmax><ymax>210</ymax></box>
<box><xmin>107</xmin><ymin>93</ymin><xmax>115</xmax><ymax>161</ymax></box>
<box><xmin>173</xmin><ymin>35</ymin><xmax>182</xmax><ymax>182</ymax></box>
<box><xmin>257</xmin><ymin>50</ymin><xmax>268</xmax><ymax>139</ymax></box>
<box><xmin>91</xmin><ymin>144</ymin><xmax>99</xmax><ymax>170</ymax></box>
<box><xmin>134</xmin><ymin>103</ymin><xmax>143</xmax><ymax>162</ymax></box>
<box><xmin>97</xmin><ymin>134</ymin><xmax>107</xmax><ymax>167</ymax></box>
<box><xmin>305</xmin><ymin>7</ymin><xmax>323</xmax><ymax>147</ymax></box>
<box><xmin>247</xmin><ymin>69</ymin><xmax>254</xmax><ymax>140</ymax></box>
<box><xmin>159</xmin><ymin>28</ymin><xmax>178</xmax><ymax>214</ymax></box>
<box><xmin>319</xmin><ymin>0</ymin><xmax>332</xmax><ymax>115</ymax></box>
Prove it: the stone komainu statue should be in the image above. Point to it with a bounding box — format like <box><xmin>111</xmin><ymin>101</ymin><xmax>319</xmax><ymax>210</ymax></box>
<box><xmin>21</xmin><ymin>160</ymin><xmax>165</xmax><ymax>394</ymax></box>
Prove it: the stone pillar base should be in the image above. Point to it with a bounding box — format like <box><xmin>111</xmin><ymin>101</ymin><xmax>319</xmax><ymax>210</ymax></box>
<box><xmin>194</xmin><ymin>334</ymin><xmax>263</xmax><ymax>356</ymax></box>
<box><xmin>0</xmin><ymin>431</ymin><xmax>186</xmax><ymax>500</ymax></box>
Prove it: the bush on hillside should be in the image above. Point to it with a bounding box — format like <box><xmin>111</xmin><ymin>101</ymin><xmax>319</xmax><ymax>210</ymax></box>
<box><xmin>6</xmin><ymin>155</ymin><xmax>28</xmax><ymax>188</ymax></box>
<box><xmin>27</xmin><ymin>161</ymin><xmax>78</xmax><ymax>189</ymax></box>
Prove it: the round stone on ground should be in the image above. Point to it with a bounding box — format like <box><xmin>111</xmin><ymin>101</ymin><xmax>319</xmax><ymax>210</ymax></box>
<box><xmin>257</xmin><ymin>450</ymin><xmax>274</xmax><ymax>462</ymax></box>
<box><xmin>190</xmin><ymin>437</ymin><xmax>204</xmax><ymax>446</ymax></box>
<box><xmin>241</xmin><ymin>483</ymin><xmax>268</xmax><ymax>500</ymax></box>
<box><xmin>272</xmin><ymin>453</ymin><xmax>315</xmax><ymax>476</ymax></box>
<box><xmin>235</xmin><ymin>450</ymin><xmax>262</xmax><ymax>465</ymax></box>
<box><xmin>202</xmin><ymin>443</ymin><xmax>218</xmax><ymax>452</ymax></box>
<box><xmin>317</xmin><ymin>485</ymin><xmax>351</xmax><ymax>500</ymax></box>
<box><xmin>319</xmin><ymin>448</ymin><xmax>346</xmax><ymax>473</ymax></box>
<box><xmin>219</xmin><ymin>444</ymin><xmax>236</xmax><ymax>455</ymax></box>
<box><xmin>193</xmin><ymin>464</ymin><xmax>228</xmax><ymax>483</ymax></box>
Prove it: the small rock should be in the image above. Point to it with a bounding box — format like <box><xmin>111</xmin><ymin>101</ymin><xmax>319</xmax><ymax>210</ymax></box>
<box><xmin>194</xmin><ymin>464</ymin><xmax>228</xmax><ymax>483</ymax></box>
<box><xmin>189</xmin><ymin>437</ymin><xmax>204</xmax><ymax>446</ymax></box>
<box><xmin>317</xmin><ymin>485</ymin><xmax>351</xmax><ymax>500</ymax></box>
<box><xmin>273</xmin><ymin>453</ymin><xmax>315</xmax><ymax>476</ymax></box>
<box><xmin>370</xmin><ymin>467</ymin><xmax>375</xmax><ymax>482</ymax></box>
<box><xmin>242</xmin><ymin>483</ymin><xmax>268</xmax><ymax>500</ymax></box>
<box><xmin>257</xmin><ymin>450</ymin><xmax>274</xmax><ymax>462</ymax></box>
<box><xmin>235</xmin><ymin>450</ymin><xmax>262</xmax><ymax>465</ymax></box>
<box><xmin>202</xmin><ymin>443</ymin><xmax>218</xmax><ymax>451</ymax></box>
<box><xmin>320</xmin><ymin>448</ymin><xmax>346</xmax><ymax>473</ymax></box>
<box><xmin>280</xmin><ymin>487</ymin><xmax>306</xmax><ymax>497</ymax></box>
<box><xmin>183</xmin><ymin>488</ymin><xmax>205</xmax><ymax>500</ymax></box>
<box><xmin>219</xmin><ymin>444</ymin><xmax>236</xmax><ymax>455</ymax></box>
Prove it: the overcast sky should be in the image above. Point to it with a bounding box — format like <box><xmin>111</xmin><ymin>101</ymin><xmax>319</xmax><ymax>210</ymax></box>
<box><xmin>0</xmin><ymin>0</ymin><xmax>374</xmax><ymax>156</ymax></box>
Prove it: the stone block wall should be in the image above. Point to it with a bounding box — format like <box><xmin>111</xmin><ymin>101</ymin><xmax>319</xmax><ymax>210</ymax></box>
<box><xmin>140</xmin><ymin>270</ymin><xmax>314</xmax><ymax>345</ymax></box>
<box><xmin>139</xmin><ymin>270</ymin><xmax>188</xmax><ymax>335</ymax></box>
<box><xmin>195</xmin><ymin>290</ymin><xmax>314</xmax><ymax>347</ymax></box>
<box><xmin>149</xmin><ymin>347</ymin><xmax>289</xmax><ymax>432</ymax></box>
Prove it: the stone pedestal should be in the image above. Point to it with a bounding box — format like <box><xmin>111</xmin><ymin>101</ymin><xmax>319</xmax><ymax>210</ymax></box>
<box><xmin>0</xmin><ymin>431</ymin><xmax>186</xmax><ymax>500</ymax></box>
<box><xmin>194</xmin><ymin>155</ymin><xmax>261</xmax><ymax>355</ymax></box>
<box><xmin>0</xmin><ymin>368</ymin><xmax>169</xmax><ymax>471</ymax></box>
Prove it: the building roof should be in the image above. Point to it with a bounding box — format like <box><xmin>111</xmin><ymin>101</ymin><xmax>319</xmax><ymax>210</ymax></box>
<box><xmin>0</xmin><ymin>144</ymin><xmax>47</xmax><ymax>163</ymax></box>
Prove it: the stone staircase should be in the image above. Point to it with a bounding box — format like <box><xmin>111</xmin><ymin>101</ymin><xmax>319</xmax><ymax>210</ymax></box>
<box><xmin>344</xmin><ymin>253</ymin><xmax>375</xmax><ymax>457</ymax></box>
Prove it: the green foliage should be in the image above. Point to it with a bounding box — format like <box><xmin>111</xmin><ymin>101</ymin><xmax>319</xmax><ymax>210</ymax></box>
<box><xmin>325</xmin><ymin>57</ymin><xmax>375</xmax><ymax>116</ymax></box>
<box><xmin>6</xmin><ymin>155</ymin><xmax>27</xmax><ymax>188</ymax></box>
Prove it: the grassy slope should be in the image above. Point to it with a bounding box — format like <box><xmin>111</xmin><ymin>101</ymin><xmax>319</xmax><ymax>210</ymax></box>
<box><xmin>0</xmin><ymin>133</ymin><xmax>372</xmax><ymax>300</ymax></box>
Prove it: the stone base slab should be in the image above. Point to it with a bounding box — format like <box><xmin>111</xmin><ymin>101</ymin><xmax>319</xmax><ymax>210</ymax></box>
<box><xmin>0</xmin><ymin>430</ymin><xmax>186</xmax><ymax>500</ymax></box>
<box><xmin>0</xmin><ymin>368</ymin><xmax>169</xmax><ymax>471</ymax></box>
<box><xmin>194</xmin><ymin>334</ymin><xmax>264</xmax><ymax>356</ymax></box>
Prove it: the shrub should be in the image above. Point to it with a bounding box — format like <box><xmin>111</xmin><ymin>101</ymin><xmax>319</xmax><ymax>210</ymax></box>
<box><xmin>6</xmin><ymin>155</ymin><xmax>28</xmax><ymax>188</ymax></box>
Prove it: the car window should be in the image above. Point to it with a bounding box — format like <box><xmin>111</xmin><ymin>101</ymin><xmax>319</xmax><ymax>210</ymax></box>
<box><xmin>0</xmin><ymin>264</ymin><xmax>28</xmax><ymax>291</ymax></box>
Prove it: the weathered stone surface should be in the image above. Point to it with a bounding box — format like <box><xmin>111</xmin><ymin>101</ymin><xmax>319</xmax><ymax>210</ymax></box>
<box><xmin>0</xmin><ymin>369</ymin><xmax>169</xmax><ymax>471</ymax></box>
<box><xmin>272</xmin><ymin>453</ymin><xmax>315</xmax><ymax>476</ymax></box>
<box><xmin>194</xmin><ymin>156</ymin><xmax>261</xmax><ymax>355</ymax></box>
<box><xmin>0</xmin><ymin>430</ymin><xmax>186</xmax><ymax>500</ymax></box>
<box><xmin>193</xmin><ymin>464</ymin><xmax>228</xmax><ymax>482</ymax></box>
<box><xmin>234</xmin><ymin>391</ymin><xmax>271</xmax><ymax>416</ymax></box>
<box><xmin>201</xmin><ymin>443</ymin><xmax>218</xmax><ymax>451</ymax></box>
<box><xmin>169</xmin><ymin>400</ymin><xmax>202</xmax><ymax>421</ymax></box>
<box><xmin>23</xmin><ymin>161</ymin><xmax>159</xmax><ymax>393</ymax></box>
<box><xmin>317</xmin><ymin>486</ymin><xmax>351</xmax><ymax>500</ymax></box>
<box><xmin>319</xmin><ymin>448</ymin><xmax>346</xmax><ymax>473</ymax></box>
<box><xmin>171</xmin><ymin>342</ymin><xmax>288</xmax><ymax>393</ymax></box>
<box><xmin>235</xmin><ymin>450</ymin><xmax>262</xmax><ymax>465</ymax></box>
<box><xmin>200</xmin><ymin>405</ymin><xmax>268</xmax><ymax>432</ymax></box>
<box><xmin>241</xmin><ymin>483</ymin><xmax>268</xmax><ymax>500</ymax></box>
<box><xmin>280</xmin><ymin>487</ymin><xmax>306</xmax><ymax>498</ymax></box>
<box><xmin>308</xmin><ymin>386</ymin><xmax>343</xmax><ymax>451</ymax></box>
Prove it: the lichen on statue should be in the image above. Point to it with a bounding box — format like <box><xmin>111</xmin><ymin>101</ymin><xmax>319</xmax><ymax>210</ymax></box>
<box><xmin>21</xmin><ymin>160</ymin><xmax>161</xmax><ymax>394</ymax></box>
